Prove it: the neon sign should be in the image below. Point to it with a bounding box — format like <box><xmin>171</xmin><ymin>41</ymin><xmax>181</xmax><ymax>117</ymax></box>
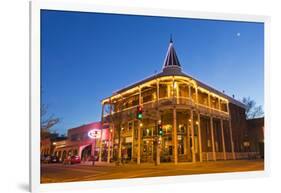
<box><xmin>88</xmin><ymin>129</ymin><xmax>101</xmax><ymax>139</ymax></box>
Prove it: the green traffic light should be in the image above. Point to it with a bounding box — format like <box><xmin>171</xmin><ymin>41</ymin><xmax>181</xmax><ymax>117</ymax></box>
<box><xmin>137</xmin><ymin>113</ymin><xmax>143</xmax><ymax>119</ymax></box>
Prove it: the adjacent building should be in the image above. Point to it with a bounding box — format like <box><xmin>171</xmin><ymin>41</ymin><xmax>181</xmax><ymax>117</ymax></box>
<box><xmin>246</xmin><ymin>117</ymin><xmax>264</xmax><ymax>158</ymax></box>
<box><xmin>50</xmin><ymin>121</ymin><xmax>110</xmax><ymax>162</ymax></box>
<box><xmin>41</xmin><ymin>133</ymin><xmax>66</xmax><ymax>156</ymax></box>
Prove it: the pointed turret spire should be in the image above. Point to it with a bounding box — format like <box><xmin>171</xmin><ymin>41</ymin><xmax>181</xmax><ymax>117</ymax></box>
<box><xmin>162</xmin><ymin>37</ymin><xmax>181</xmax><ymax>71</ymax></box>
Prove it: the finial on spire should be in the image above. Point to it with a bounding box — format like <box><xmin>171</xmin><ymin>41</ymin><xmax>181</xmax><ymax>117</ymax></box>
<box><xmin>162</xmin><ymin>35</ymin><xmax>181</xmax><ymax>70</ymax></box>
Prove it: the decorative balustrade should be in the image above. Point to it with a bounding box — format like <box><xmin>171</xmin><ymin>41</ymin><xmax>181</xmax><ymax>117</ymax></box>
<box><xmin>105</xmin><ymin>96</ymin><xmax>229</xmax><ymax>118</ymax></box>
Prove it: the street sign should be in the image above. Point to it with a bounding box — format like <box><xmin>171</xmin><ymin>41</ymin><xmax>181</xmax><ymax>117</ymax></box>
<box><xmin>88</xmin><ymin>129</ymin><xmax>101</xmax><ymax>139</ymax></box>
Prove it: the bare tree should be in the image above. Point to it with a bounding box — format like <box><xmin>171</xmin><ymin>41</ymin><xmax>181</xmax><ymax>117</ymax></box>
<box><xmin>41</xmin><ymin>104</ymin><xmax>60</xmax><ymax>138</ymax></box>
<box><xmin>105</xmin><ymin>101</ymin><xmax>124</xmax><ymax>164</ymax></box>
<box><xmin>242</xmin><ymin>97</ymin><xmax>264</xmax><ymax>119</ymax></box>
<box><xmin>111</xmin><ymin>110</ymin><xmax>123</xmax><ymax>164</ymax></box>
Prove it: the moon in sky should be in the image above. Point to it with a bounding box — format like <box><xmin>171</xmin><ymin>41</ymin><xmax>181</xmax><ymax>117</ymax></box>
<box><xmin>237</xmin><ymin>32</ymin><xmax>241</xmax><ymax>37</ymax></box>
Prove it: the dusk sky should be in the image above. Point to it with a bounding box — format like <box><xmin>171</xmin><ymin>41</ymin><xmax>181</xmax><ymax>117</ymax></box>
<box><xmin>41</xmin><ymin>10</ymin><xmax>264</xmax><ymax>135</ymax></box>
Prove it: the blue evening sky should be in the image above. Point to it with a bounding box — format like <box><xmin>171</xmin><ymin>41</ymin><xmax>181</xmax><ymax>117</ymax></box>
<box><xmin>41</xmin><ymin>10</ymin><xmax>264</xmax><ymax>135</ymax></box>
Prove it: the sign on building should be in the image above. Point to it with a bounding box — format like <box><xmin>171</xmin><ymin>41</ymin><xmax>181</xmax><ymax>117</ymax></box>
<box><xmin>88</xmin><ymin>129</ymin><xmax>101</xmax><ymax>139</ymax></box>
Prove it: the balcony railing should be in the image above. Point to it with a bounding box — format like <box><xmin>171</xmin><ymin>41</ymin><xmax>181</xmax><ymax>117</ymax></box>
<box><xmin>105</xmin><ymin>96</ymin><xmax>229</xmax><ymax>117</ymax></box>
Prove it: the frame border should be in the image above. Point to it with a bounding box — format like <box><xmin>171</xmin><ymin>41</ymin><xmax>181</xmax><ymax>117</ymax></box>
<box><xmin>30</xmin><ymin>1</ymin><xmax>270</xmax><ymax>192</ymax></box>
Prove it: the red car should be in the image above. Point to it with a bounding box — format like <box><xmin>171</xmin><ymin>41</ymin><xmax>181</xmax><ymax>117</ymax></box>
<box><xmin>63</xmin><ymin>155</ymin><xmax>81</xmax><ymax>165</ymax></box>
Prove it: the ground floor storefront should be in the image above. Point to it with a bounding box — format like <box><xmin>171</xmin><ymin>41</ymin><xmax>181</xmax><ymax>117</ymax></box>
<box><xmin>49</xmin><ymin>108</ymin><xmax>260</xmax><ymax>165</ymax></box>
<box><xmin>101</xmin><ymin>108</ymin><xmax>261</xmax><ymax>165</ymax></box>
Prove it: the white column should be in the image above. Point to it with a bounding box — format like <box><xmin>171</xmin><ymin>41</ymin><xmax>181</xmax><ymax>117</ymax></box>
<box><xmin>111</xmin><ymin>125</ymin><xmax>115</xmax><ymax>160</ymax></box>
<box><xmin>188</xmin><ymin>85</ymin><xmax>191</xmax><ymax>99</ymax></box>
<box><xmin>157</xmin><ymin>79</ymin><xmax>160</xmax><ymax>102</ymax></box>
<box><xmin>195</xmin><ymin>87</ymin><xmax>199</xmax><ymax>106</ymax></box>
<box><xmin>227</xmin><ymin>102</ymin><xmax>235</xmax><ymax>159</ymax></box>
<box><xmin>229</xmin><ymin>119</ymin><xmax>236</xmax><ymax>160</ymax></box>
<box><xmin>167</xmin><ymin>84</ymin><xmax>170</xmax><ymax>98</ymax></box>
<box><xmin>151</xmin><ymin>123</ymin><xmax>154</xmax><ymax>162</ymax></box>
<box><xmin>137</xmin><ymin>121</ymin><xmax>141</xmax><ymax>164</ymax></box>
<box><xmin>198</xmin><ymin>112</ymin><xmax>203</xmax><ymax>162</ymax></box>
<box><xmin>220</xmin><ymin>119</ymin><xmax>226</xmax><ymax>160</ymax></box>
<box><xmin>186</xmin><ymin>113</ymin><xmax>190</xmax><ymax>161</ymax></box>
<box><xmin>184</xmin><ymin>133</ymin><xmax>187</xmax><ymax>155</ymax></box>
<box><xmin>226</xmin><ymin>101</ymin><xmax>230</xmax><ymax>114</ymax></box>
<box><xmin>172</xmin><ymin>76</ymin><xmax>175</xmax><ymax>102</ymax></box>
<box><xmin>210</xmin><ymin>116</ymin><xmax>216</xmax><ymax>161</ymax></box>
<box><xmin>131</xmin><ymin>121</ymin><xmax>134</xmax><ymax>162</ymax></box>
<box><xmin>99</xmin><ymin>103</ymin><xmax>105</xmax><ymax>162</ymax></box>
<box><xmin>107</xmin><ymin>101</ymin><xmax>112</xmax><ymax>163</ymax></box>
<box><xmin>137</xmin><ymin>86</ymin><xmax>141</xmax><ymax>164</ymax></box>
<box><xmin>156</xmin><ymin>79</ymin><xmax>160</xmax><ymax>165</ymax></box>
<box><xmin>208</xmin><ymin>93</ymin><xmax>211</xmax><ymax>109</ymax></box>
<box><xmin>176</xmin><ymin>82</ymin><xmax>179</xmax><ymax>104</ymax></box>
<box><xmin>173</xmin><ymin>107</ymin><xmax>178</xmax><ymax>164</ymax></box>
<box><xmin>118</xmin><ymin>96</ymin><xmax>123</xmax><ymax>161</ymax></box>
<box><xmin>190</xmin><ymin>110</ymin><xmax>195</xmax><ymax>162</ymax></box>
<box><xmin>107</xmin><ymin>137</ymin><xmax>111</xmax><ymax>163</ymax></box>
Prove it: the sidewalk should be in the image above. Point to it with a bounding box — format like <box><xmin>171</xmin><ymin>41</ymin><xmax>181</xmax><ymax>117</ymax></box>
<box><xmin>80</xmin><ymin>161</ymin><xmax>115</xmax><ymax>166</ymax></box>
<box><xmin>79</xmin><ymin>160</ymin><xmax>201</xmax><ymax>168</ymax></box>
<box><xmin>79</xmin><ymin>159</ymin><xmax>264</xmax><ymax>168</ymax></box>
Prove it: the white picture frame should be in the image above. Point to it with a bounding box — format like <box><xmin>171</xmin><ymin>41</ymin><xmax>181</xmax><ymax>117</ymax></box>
<box><xmin>30</xmin><ymin>1</ymin><xmax>270</xmax><ymax>192</ymax></box>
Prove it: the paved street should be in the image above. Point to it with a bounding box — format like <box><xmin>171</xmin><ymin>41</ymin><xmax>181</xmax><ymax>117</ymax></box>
<box><xmin>41</xmin><ymin>160</ymin><xmax>264</xmax><ymax>183</ymax></box>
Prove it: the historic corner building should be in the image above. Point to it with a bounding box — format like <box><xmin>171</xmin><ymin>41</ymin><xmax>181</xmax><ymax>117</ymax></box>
<box><xmin>99</xmin><ymin>39</ymin><xmax>260</xmax><ymax>165</ymax></box>
<box><xmin>42</xmin><ymin>40</ymin><xmax>262</xmax><ymax>165</ymax></box>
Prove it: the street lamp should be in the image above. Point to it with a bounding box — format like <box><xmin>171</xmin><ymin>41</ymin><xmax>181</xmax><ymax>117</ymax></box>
<box><xmin>88</xmin><ymin>128</ymin><xmax>101</xmax><ymax>166</ymax></box>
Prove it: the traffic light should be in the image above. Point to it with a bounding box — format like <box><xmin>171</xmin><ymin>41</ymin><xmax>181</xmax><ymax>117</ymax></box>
<box><xmin>158</xmin><ymin>121</ymin><xmax>163</xmax><ymax>136</ymax></box>
<box><xmin>136</xmin><ymin>105</ymin><xmax>143</xmax><ymax>120</ymax></box>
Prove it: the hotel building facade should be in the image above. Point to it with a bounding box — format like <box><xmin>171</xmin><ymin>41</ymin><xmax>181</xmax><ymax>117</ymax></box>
<box><xmin>99</xmin><ymin>39</ymin><xmax>253</xmax><ymax>165</ymax></box>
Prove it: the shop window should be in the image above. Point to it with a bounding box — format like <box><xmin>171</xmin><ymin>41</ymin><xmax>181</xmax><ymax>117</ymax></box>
<box><xmin>163</xmin><ymin>124</ymin><xmax>172</xmax><ymax>134</ymax></box>
<box><xmin>143</xmin><ymin>127</ymin><xmax>152</xmax><ymax>137</ymax></box>
<box><xmin>178</xmin><ymin>137</ymin><xmax>185</xmax><ymax>155</ymax></box>
<box><xmin>177</xmin><ymin>124</ymin><xmax>186</xmax><ymax>133</ymax></box>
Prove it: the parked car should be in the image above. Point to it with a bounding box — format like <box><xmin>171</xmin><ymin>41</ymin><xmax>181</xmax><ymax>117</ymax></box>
<box><xmin>50</xmin><ymin>155</ymin><xmax>59</xmax><ymax>163</ymax></box>
<box><xmin>63</xmin><ymin>155</ymin><xmax>81</xmax><ymax>165</ymax></box>
<box><xmin>40</xmin><ymin>155</ymin><xmax>46</xmax><ymax>163</ymax></box>
<box><xmin>42</xmin><ymin>155</ymin><xmax>51</xmax><ymax>164</ymax></box>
